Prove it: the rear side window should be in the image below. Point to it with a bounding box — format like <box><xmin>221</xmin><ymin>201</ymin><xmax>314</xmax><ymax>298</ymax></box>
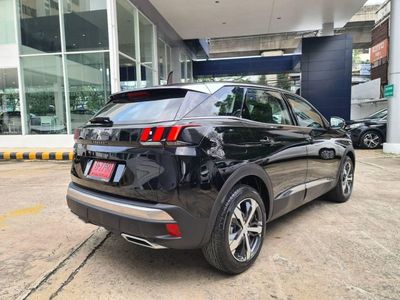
<box><xmin>185</xmin><ymin>86</ymin><xmax>244</xmax><ymax>117</ymax></box>
<box><xmin>242</xmin><ymin>89</ymin><xmax>292</xmax><ymax>125</ymax></box>
<box><xmin>94</xmin><ymin>89</ymin><xmax>208</xmax><ymax>124</ymax></box>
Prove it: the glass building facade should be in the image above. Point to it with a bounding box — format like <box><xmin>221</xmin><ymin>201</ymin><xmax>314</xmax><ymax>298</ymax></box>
<box><xmin>0</xmin><ymin>0</ymin><xmax>193</xmax><ymax>137</ymax></box>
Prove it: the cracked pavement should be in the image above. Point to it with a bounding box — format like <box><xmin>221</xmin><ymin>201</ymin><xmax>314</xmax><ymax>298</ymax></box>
<box><xmin>0</xmin><ymin>150</ymin><xmax>399</xmax><ymax>300</ymax></box>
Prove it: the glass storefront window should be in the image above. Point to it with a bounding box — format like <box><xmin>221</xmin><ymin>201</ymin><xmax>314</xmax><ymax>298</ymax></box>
<box><xmin>0</xmin><ymin>69</ymin><xmax>21</xmax><ymax>134</ymax></box>
<box><xmin>141</xmin><ymin>65</ymin><xmax>154</xmax><ymax>88</ymax></box>
<box><xmin>0</xmin><ymin>0</ymin><xmax>16</xmax><ymax>44</ymax></box>
<box><xmin>117</xmin><ymin>0</ymin><xmax>136</xmax><ymax>60</ymax></box>
<box><xmin>180</xmin><ymin>52</ymin><xmax>187</xmax><ymax>83</ymax></box>
<box><xmin>139</xmin><ymin>13</ymin><xmax>154</xmax><ymax>69</ymax></box>
<box><xmin>158</xmin><ymin>39</ymin><xmax>166</xmax><ymax>84</ymax></box>
<box><xmin>166</xmin><ymin>45</ymin><xmax>172</xmax><ymax>78</ymax></box>
<box><xmin>19</xmin><ymin>0</ymin><xmax>62</xmax><ymax>54</ymax></box>
<box><xmin>66</xmin><ymin>52</ymin><xmax>110</xmax><ymax>129</ymax></box>
<box><xmin>179</xmin><ymin>52</ymin><xmax>192</xmax><ymax>83</ymax></box>
<box><xmin>63</xmin><ymin>0</ymin><xmax>108</xmax><ymax>52</ymax></box>
<box><xmin>22</xmin><ymin>55</ymin><xmax>67</xmax><ymax>134</ymax></box>
<box><xmin>187</xmin><ymin>59</ymin><xmax>193</xmax><ymax>83</ymax></box>
<box><xmin>8</xmin><ymin>0</ymin><xmax>167</xmax><ymax>137</ymax></box>
<box><xmin>120</xmin><ymin>55</ymin><xmax>137</xmax><ymax>91</ymax></box>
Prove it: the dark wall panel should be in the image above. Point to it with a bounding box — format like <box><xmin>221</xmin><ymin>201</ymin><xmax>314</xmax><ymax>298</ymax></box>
<box><xmin>193</xmin><ymin>55</ymin><xmax>301</xmax><ymax>77</ymax></box>
<box><xmin>301</xmin><ymin>35</ymin><xmax>353</xmax><ymax>120</ymax></box>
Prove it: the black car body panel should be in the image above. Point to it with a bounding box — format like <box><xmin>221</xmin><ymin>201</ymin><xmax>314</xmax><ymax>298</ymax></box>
<box><xmin>67</xmin><ymin>83</ymin><xmax>355</xmax><ymax>249</ymax></box>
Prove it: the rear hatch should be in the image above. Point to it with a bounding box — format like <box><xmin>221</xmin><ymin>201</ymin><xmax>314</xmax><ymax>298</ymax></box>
<box><xmin>71</xmin><ymin>88</ymin><xmax>209</xmax><ymax>202</ymax></box>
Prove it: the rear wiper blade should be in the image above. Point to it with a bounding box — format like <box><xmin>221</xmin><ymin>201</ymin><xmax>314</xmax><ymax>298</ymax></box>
<box><xmin>88</xmin><ymin>117</ymin><xmax>113</xmax><ymax>126</ymax></box>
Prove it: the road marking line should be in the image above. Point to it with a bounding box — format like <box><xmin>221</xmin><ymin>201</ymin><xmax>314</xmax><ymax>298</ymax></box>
<box><xmin>0</xmin><ymin>204</ymin><xmax>45</xmax><ymax>228</ymax></box>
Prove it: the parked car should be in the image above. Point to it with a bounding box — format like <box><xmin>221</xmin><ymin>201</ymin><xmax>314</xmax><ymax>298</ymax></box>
<box><xmin>67</xmin><ymin>83</ymin><xmax>355</xmax><ymax>274</ymax></box>
<box><xmin>345</xmin><ymin>109</ymin><xmax>387</xmax><ymax>149</ymax></box>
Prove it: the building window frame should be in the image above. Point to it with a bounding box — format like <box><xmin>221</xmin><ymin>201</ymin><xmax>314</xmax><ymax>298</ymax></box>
<box><xmin>17</xmin><ymin>0</ymin><xmax>111</xmax><ymax>135</ymax></box>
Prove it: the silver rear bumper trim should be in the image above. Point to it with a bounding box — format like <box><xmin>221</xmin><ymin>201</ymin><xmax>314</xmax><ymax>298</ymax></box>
<box><xmin>67</xmin><ymin>185</ymin><xmax>174</xmax><ymax>222</ymax></box>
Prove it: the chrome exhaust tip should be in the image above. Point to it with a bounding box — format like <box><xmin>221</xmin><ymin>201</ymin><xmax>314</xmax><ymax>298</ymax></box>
<box><xmin>121</xmin><ymin>233</ymin><xmax>166</xmax><ymax>249</ymax></box>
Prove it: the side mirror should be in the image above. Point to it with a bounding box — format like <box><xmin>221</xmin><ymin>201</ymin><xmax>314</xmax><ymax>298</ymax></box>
<box><xmin>330</xmin><ymin>116</ymin><xmax>345</xmax><ymax>129</ymax></box>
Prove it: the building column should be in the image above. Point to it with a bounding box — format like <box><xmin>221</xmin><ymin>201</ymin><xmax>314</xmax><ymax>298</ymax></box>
<box><xmin>383</xmin><ymin>0</ymin><xmax>400</xmax><ymax>154</ymax></box>
<box><xmin>318</xmin><ymin>22</ymin><xmax>334</xmax><ymax>36</ymax></box>
<box><xmin>107</xmin><ymin>0</ymin><xmax>120</xmax><ymax>93</ymax></box>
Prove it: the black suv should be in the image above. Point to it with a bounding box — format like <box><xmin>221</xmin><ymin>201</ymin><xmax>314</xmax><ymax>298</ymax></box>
<box><xmin>345</xmin><ymin>109</ymin><xmax>387</xmax><ymax>149</ymax></box>
<box><xmin>67</xmin><ymin>83</ymin><xmax>355</xmax><ymax>274</ymax></box>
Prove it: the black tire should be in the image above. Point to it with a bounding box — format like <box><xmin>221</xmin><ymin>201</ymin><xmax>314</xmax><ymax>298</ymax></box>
<box><xmin>325</xmin><ymin>156</ymin><xmax>354</xmax><ymax>203</ymax></box>
<box><xmin>202</xmin><ymin>184</ymin><xmax>266</xmax><ymax>274</ymax></box>
<box><xmin>359</xmin><ymin>131</ymin><xmax>382</xmax><ymax>149</ymax></box>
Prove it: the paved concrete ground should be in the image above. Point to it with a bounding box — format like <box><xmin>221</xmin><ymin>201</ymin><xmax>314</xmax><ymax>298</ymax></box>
<box><xmin>0</xmin><ymin>150</ymin><xmax>399</xmax><ymax>300</ymax></box>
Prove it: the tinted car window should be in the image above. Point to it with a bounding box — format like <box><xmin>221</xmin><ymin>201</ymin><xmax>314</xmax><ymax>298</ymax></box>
<box><xmin>185</xmin><ymin>86</ymin><xmax>244</xmax><ymax>117</ymax></box>
<box><xmin>286</xmin><ymin>95</ymin><xmax>325</xmax><ymax>128</ymax></box>
<box><xmin>243</xmin><ymin>89</ymin><xmax>292</xmax><ymax>125</ymax></box>
<box><xmin>94</xmin><ymin>89</ymin><xmax>207</xmax><ymax>124</ymax></box>
<box><xmin>175</xmin><ymin>92</ymin><xmax>209</xmax><ymax>119</ymax></box>
<box><xmin>368</xmin><ymin>109</ymin><xmax>387</xmax><ymax>119</ymax></box>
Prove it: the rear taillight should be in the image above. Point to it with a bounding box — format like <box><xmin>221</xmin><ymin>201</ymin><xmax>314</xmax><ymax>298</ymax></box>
<box><xmin>139</xmin><ymin>125</ymin><xmax>197</xmax><ymax>143</ymax></box>
<box><xmin>139</xmin><ymin>127</ymin><xmax>152</xmax><ymax>142</ymax></box>
<box><xmin>73</xmin><ymin>128</ymin><xmax>81</xmax><ymax>142</ymax></box>
<box><xmin>153</xmin><ymin>127</ymin><xmax>165</xmax><ymax>142</ymax></box>
<box><xmin>166</xmin><ymin>126</ymin><xmax>184</xmax><ymax>142</ymax></box>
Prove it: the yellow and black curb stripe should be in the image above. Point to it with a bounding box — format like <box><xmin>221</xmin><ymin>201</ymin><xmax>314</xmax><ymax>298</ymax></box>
<box><xmin>0</xmin><ymin>151</ymin><xmax>73</xmax><ymax>161</ymax></box>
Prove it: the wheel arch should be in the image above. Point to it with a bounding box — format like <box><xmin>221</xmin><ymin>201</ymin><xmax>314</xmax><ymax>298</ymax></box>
<box><xmin>335</xmin><ymin>148</ymin><xmax>356</xmax><ymax>184</ymax></box>
<box><xmin>200</xmin><ymin>163</ymin><xmax>274</xmax><ymax>247</ymax></box>
<box><xmin>358</xmin><ymin>128</ymin><xmax>385</xmax><ymax>147</ymax></box>
<box><xmin>346</xmin><ymin>149</ymin><xmax>355</xmax><ymax>166</ymax></box>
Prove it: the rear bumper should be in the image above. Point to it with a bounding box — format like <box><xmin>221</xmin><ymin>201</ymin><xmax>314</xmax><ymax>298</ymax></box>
<box><xmin>66</xmin><ymin>183</ymin><xmax>209</xmax><ymax>249</ymax></box>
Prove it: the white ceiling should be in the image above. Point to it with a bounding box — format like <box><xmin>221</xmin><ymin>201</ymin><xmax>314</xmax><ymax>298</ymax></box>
<box><xmin>149</xmin><ymin>0</ymin><xmax>367</xmax><ymax>39</ymax></box>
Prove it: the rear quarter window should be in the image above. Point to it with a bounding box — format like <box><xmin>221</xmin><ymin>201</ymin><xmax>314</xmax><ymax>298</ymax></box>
<box><xmin>185</xmin><ymin>86</ymin><xmax>245</xmax><ymax>118</ymax></box>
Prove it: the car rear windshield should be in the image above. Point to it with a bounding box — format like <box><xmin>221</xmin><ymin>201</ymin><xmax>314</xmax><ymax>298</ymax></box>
<box><xmin>92</xmin><ymin>89</ymin><xmax>208</xmax><ymax>125</ymax></box>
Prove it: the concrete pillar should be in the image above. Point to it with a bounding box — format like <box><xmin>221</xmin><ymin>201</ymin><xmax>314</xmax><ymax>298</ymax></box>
<box><xmin>318</xmin><ymin>22</ymin><xmax>334</xmax><ymax>36</ymax></box>
<box><xmin>383</xmin><ymin>0</ymin><xmax>400</xmax><ymax>154</ymax></box>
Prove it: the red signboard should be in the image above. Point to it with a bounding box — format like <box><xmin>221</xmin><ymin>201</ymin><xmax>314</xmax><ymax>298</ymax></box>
<box><xmin>371</xmin><ymin>39</ymin><xmax>388</xmax><ymax>64</ymax></box>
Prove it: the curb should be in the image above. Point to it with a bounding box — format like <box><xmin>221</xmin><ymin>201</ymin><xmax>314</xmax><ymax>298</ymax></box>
<box><xmin>0</xmin><ymin>151</ymin><xmax>73</xmax><ymax>161</ymax></box>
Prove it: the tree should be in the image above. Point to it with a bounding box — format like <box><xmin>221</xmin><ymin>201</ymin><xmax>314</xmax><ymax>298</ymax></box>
<box><xmin>277</xmin><ymin>73</ymin><xmax>291</xmax><ymax>91</ymax></box>
<box><xmin>257</xmin><ymin>75</ymin><xmax>267</xmax><ymax>85</ymax></box>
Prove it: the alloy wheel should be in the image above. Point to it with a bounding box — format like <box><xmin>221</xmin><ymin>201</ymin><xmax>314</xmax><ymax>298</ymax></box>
<box><xmin>341</xmin><ymin>160</ymin><xmax>354</xmax><ymax>197</ymax></box>
<box><xmin>363</xmin><ymin>132</ymin><xmax>381</xmax><ymax>149</ymax></box>
<box><xmin>228</xmin><ymin>198</ymin><xmax>263</xmax><ymax>262</ymax></box>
